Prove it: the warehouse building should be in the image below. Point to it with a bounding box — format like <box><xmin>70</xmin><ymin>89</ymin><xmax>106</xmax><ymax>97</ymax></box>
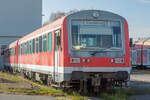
<box><xmin>0</xmin><ymin>0</ymin><xmax>42</xmax><ymax>68</ymax></box>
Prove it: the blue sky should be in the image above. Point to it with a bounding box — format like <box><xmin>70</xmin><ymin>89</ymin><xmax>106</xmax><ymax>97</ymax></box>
<box><xmin>43</xmin><ymin>0</ymin><xmax>150</xmax><ymax>40</ymax></box>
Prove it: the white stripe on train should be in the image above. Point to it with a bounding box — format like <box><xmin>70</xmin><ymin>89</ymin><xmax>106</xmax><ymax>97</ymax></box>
<box><xmin>4</xmin><ymin>63</ymin><xmax>131</xmax><ymax>74</ymax></box>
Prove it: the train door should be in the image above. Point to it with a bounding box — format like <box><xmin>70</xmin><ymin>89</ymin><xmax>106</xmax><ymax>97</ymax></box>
<box><xmin>15</xmin><ymin>42</ymin><xmax>19</xmax><ymax>68</ymax></box>
<box><xmin>54</xmin><ymin>30</ymin><xmax>61</xmax><ymax>82</ymax></box>
<box><xmin>14</xmin><ymin>47</ymin><xmax>16</xmax><ymax>66</ymax></box>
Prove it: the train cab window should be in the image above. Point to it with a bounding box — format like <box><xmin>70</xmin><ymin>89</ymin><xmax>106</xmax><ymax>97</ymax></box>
<box><xmin>29</xmin><ymin>40</ymin><xmax>32</xmax><ymax>54</ymax></box>
<box><xmin>71</xmin><ymin>20</ymin><xmax>121</xmax><ymax>50</ymax></box>
<box><xmin>32</xmin><ymin>39</ymin><xmax>35</xmax><ymax>54</ymax></box>
<box><xmin>36</xmin><ymin>38</ymin><xmax>39</xmax><ymax>53</ymax></box>
<box><xmin>39</xmin><ymin>36</ymin><xmax>42</xmax><ymax>52</ymax></box>
<box><xmin>113</xmin><ymin>27</ymin><xmax>121</xmax><ymax>47</ymax></box>
<box><xmin>43</xmin><ymin>35</ymin><xmax>47</xmax><ymax>52</ymax></box>
<box><xmin>48</xmin><ymin>32</ymin><xmax>52</xmax><ymax>52</ymax></box>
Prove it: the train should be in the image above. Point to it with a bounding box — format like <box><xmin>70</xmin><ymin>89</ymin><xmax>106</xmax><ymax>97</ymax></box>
<box><xmin>3</xmin><ymin>10</ymin><xmax>131</xmax><ymax>93</ymax></box>
<box><xmin>131</xmin><ymin>39</ymin><xmax>150</xmax><ymax>68</ymax></box>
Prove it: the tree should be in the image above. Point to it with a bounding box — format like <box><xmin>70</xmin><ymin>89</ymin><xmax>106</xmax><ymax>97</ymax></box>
<box><xmin>49</xmin><ymin>11</ymin><xmax>65</xmax><ymax>22</ymax></box>
<box><xmin>43</xmin><ymin>9</ymin><xmax>78</xmax><ymax>26</ymax></box>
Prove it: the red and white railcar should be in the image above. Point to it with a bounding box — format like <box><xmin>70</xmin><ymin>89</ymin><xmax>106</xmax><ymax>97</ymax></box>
<box><xmin>4</xmin><ymin>10</ymin><xmax>131</xmax><ymax>92</ymax></box>
<box><xmin>131</xmin><ymin>41</ymin><xmax>150</xmax><ymax>68</ymax></box>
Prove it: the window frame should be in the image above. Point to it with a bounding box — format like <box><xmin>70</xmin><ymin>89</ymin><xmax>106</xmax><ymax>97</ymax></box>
<box><xmin>32</xmin><ymin>39</ymin><xmax>35</xmax><ymax>54</ymax></box>
<box><xmin>43</xmin><ymin>35</ymin><xmax>47</xmax><ymax>52</ymax></box>
<box><xmin>48</xmin><ymin>32</ymin><xmax>52</xmax><ymax>52</ymax></box>
<box><xmin>36</xmin><ymin>38</ymin><xmax>39</xmax><ymax>54</ymax></box>
<box><xmin>39</xmin><ymin>36</ymin><xmax>42</xmax><ymax>53</ymax></box>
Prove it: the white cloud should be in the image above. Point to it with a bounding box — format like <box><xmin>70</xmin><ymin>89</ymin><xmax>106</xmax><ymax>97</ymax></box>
<box><xmin>138</xmin><ymin>0</ymin><xmax>150</xmax><ymax>3</ymax></box>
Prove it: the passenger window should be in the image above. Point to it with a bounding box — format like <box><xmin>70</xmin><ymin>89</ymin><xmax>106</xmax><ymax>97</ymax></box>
<box><xmin>30</xmin><ymin>40</ymin><xmax>32</xmax><ymax>54</ymax></box>
<box><xmin>43</xmin><ymin>35</ymin><xmax>47</xmax><ymax>52</ymax></box>
<box><xmin>18</xmin><ymin>45</ymin><xmax>20</xmax><ymax>55</ymax></box>
<box><xmin>25</xmin><ymin>42</ymin><xmax>27</xmax><ymax>54</ymax></box>
<box><xmin>39</xmin><ymin>36</ymin><xmax>42</xmax><ymax>52</ymax></box>
<box><xmin>48</xmin><ymin>32</ymin><xmax>52</xmax><ymax>52</ymax></box>
<box><xmin>23</xmin><ymin>43</ymin><xmax>25</xmax><ymax>54</ymax></box>
<box><xmin>137</xmin><ymin>50</ymin><xmax>141</xmax><ymax>57</ymax></box>
<box><xmin>27</xmin><ymin>41</ymin><xmax>29</xmax><ymax>54</ymax></box>
<box><xmin>36</xmin><ymin>38</ymin><xmax>39</xmax><ymax>53</ymax></box>
<box><xmin>21</xmin><ymin>44</ymin><xmax>22</xmax><ymax>55</ymax></box>
<box><xmin>143</xmin><ymin>50</ymin><xmax>147</xmax><ymax>57</ymax></box>
<box><xmin>32</xmin><ymin>39</ymin><xmax>35</xmax><ymax>53</ymax></box>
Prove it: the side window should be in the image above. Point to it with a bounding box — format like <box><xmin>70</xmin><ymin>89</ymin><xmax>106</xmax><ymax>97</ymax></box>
<box><xmin>18</xmin><ymin>45</ymin><xmax>20</xmax><ymax>55</ymax></box>
<box><xmin>10</xmin><ymin>48</ymin><xmax>11</xmax><ymax>56</ymax></box>
<box><xmin>22</xmin><ymin>43</ymin><xmax>25</xmax><ymax>54</ymax></box>
<box><xmin>48</xmin><ymin>32</ymin><xmax>52</xmax><ymax>52</ymax></box>
<box><xmin>27</xmin><ymin>41</ymin><xmax>29</xmax><ymax>54</ymax></box>
<box><xmin>39</xmin><ymin>36</ymin><xmax>42</xmax><ymax>52</ymax></box>
<box><xmin>25</xmin><ymin>42</ymin><xmax>27</xmax><ymax>54</ymax></box>
<box><xmin>32</xmin><ymin>39</ymin><xmax>35</xmax><ymax>54</ymax></box>
<box><xmin>43</xmin><ymin>35</ymin><xmax>47</xmax><ymax>52</ymax></box>
<box><xmin>30</xmin><ymin>40</ymin><xmax>32</xmax><ymax>54</ymax></box>
<box><xmin>137</xmin><ymin>50</ymin><xmax>141</xmax><ymax>57</ymax></box>
<box><xmin>143</xmin><ymin>50</ymin><xmax>147</xmax><ymax>57</ymax></box>
<box><xmin>21</xmin><ymin>44</ymin><xmax>22</xmax><ymax>55</ymax></box>
<box><xmin>149</xmin><ymin>50</ymin><xmax>150</xmax><ymax>62</ymax></box>
<box><xmin>36</xmin><ymin>38</ymin><xmax>39</xmax><ymax>53</ymax></box>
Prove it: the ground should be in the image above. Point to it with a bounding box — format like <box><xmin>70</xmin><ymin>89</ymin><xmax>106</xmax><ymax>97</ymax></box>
<box><xmin>0</xmin><ymin>94</ymin><xmax>56</xmax><ymax>100</ymax></box>
<box><xmin>0</xmin><ymin>69</ymin><xmax>150</xmax><ymax>100</ymax></box>
<box><xmin>129</xmin><ymin>69</ymin><xmax>150</xmax><ymax>100</ymax></box>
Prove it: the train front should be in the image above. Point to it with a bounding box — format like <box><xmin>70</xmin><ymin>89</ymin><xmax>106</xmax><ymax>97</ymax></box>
<box><xmin>62</xmin><ymin>10</ymin><xmax>131</xmax><ymax>92</ymax></box>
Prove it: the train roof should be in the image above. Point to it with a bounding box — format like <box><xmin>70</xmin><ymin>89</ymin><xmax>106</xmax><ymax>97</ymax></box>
<box><xmin>18</xmin><ymin>16</ymin><xmax>66</xmax><ymax>44</ymax></box>
<box><xmin>7</xmin><ymin>10</ymin><xmax>125</xmax><ymax>46</ymax></box>
<box><xmin>66</xmin><ymin>10</ymin><xmax>124</xmax><ymax>19</ymax></box>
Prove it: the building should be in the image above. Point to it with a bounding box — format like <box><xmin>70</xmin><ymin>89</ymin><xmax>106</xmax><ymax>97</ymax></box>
<box><xmin>0</xmin><ymin>0</ymin><xmax>42</xmax><ymax>68</ymax></box>
<box><xmin>0</xmin><ymin>0</ymin><xmax>42</xmax><ymax>45</ymax></box>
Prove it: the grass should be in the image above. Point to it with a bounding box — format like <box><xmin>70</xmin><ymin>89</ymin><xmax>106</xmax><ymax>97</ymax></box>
<box><xmin>0</xmin><ymin>71</ymin><xmax>87</xmax><ymax>100</ymax></box>
<box><xmin>100</xmin><ymin>88</ymin><xmax>150</xmax><ymax>100</ymax></box>
<box><xmin>0</xmin><ymin>84</ymin><xmax>10</xmax><ymax>89</ymax></box>
<box><xmin>0</xmin><ymin>72</ymin><xmax>21</xmax><ymax>82</ymax></box>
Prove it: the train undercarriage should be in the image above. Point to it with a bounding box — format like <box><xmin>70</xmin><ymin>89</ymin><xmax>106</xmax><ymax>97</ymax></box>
<box><xmin>4</xmin><ymin>66</ymin><xmax>129</xmax><ymax>94</ymax></box>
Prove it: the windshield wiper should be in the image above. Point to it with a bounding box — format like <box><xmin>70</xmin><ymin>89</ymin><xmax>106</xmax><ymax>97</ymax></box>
<box><xmin>89</xmin><ymin>47</ymin><xmax>121</xmax><ymax>56</ymax></box>
<box><xmin>89</xmin><ymin>50</ymin><xmax>106</xmax><ymax>56</ymax></box>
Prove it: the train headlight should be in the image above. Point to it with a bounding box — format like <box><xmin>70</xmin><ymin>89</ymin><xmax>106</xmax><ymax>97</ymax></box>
<box><xmin>87</xmin><ymin>59</ymin><xmax>90</xmax><ymax>63</ymax></box>
<box><xmin>115</xmin><ymin>58</ymin><xmax>124</xmax><ymax>64</ymax></box>
<box><xmin>70</xmin><ymin>58</ymin><xmax>80</xmax><ymax>63</ymax></box>
<box><xmin>82</xmin><ymin>58</ymin><xmax>86</xmax><ymax>63</ymax></box>
<box><xmin>110</xmin><ymin>59</ymin><xmax>114</xmax><ymax>63</ymax></box>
